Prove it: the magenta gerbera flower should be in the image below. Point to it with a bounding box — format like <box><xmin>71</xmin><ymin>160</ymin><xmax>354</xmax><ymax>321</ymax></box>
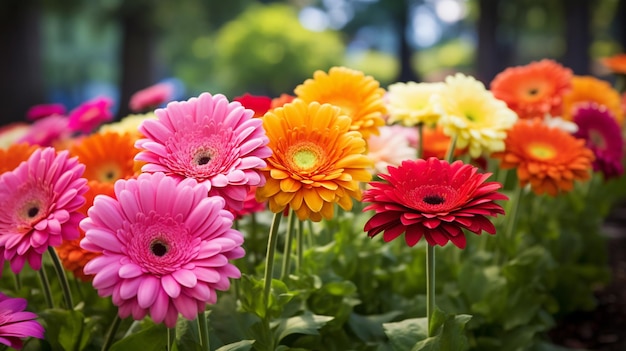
<box><xmin>129</xmin><ymin>82</ymin><xmax>174</xmax><ymax>112</ymax></box>
<box><xmin>18</xmin><ymin>115</ymin><xmax>71</xmax><ymax>147</ymax></box>
<box><xmin>0</xmin><ymin>147</ymin><xmax>88</xmax><ymax>273</ymax></box>
<box><xmin>80</xmin><ymin>172</ymin><xmax>244</xmax><ymax>328</ymax></box>
<box><xmin>135</xmin><ymin>92</ymin><xmax>271</xmax><ymax>210</ymax></box>
<box><xmin>573</xmin><ymin>103</ymin><xmax>625</xmax><ymax>179</ymax></box>
<box><xmin>0</xmin><ymin>293</ymin><xmax>44</xmax><ymax>349</ymax></box>
<box><xmin>68</xmin><ymin>96</ymin><xmax>114</xmax><ymax>133</ymax></box>
<box><xmin>26</xmin><ymin>103</ymin><xmax>66</xmax><ymax>121</ymax></box>
<box><xmin>363</xmin><ymin>158</ymin><xmax>507</xmax><ymax>249</ymax></box>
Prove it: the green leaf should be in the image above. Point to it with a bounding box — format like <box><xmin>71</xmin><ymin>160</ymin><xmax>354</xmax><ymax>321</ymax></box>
<box><xmin>109</xmin><ymin>323</ymin><xmax>168</xmax><ymax>351</ymax></box>
<box><xmin>215</xmin><ymin>340</ymin><xmax>256</xmax><ymax>351</ymax></box>
<box><xmin>348</xmin><ymin>311</ymin><xmax>402</xmax><ymax>342</ymax></box>
<box><xmin>384</xmin><ymin>312</ymin><xmax>472</xmax><ymax>351</ymax></box>
<box><xmin>39</xmin><ymin>308</ymin><xmax>91</xmax><ymax>351</ymax></box>
<box><xmin>275</xmin><ymin>311</ymin><xmax>334</xmax><ymax>342</ymax></box>
<box><xmin>383</xmin><ymin>318</ymin><xmax>428</xmax><ymax>351</ymax></box>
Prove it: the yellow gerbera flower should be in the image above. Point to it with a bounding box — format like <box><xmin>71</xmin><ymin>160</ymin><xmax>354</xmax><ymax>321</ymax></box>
<box><xmin>294</xmin><ymin>66</ymin><xmax>386</xmax><ymax>139</ymax></box>
<box><xmin>437</xmin><ymin>73</ymin><xmax>518</xmax><ymax>158</ymax></box>
<box><xmin>256</xmin><ymin>99</ymin><xmax>372</xmax><ymax>222</ymax></box>
<box><xmin>386</xmin><ymin>81</ymin><xmax>445</xmax><ymax>127</ymax></box>
<box><xmin>99</xmin><ymin>112</ymin><xmax>157</xmax><ymax>140</ymax></box>
<box><xmin>561</xmin><ymin>76</ymin><xmax>623</xmax><ymax>125</ymax></box>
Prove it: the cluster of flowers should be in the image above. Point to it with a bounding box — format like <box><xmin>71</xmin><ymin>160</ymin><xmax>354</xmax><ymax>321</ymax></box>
<box><xmin>0</xmin><ymin>52</ymin><xmax>624</xmax><ymax>347</ymax></box>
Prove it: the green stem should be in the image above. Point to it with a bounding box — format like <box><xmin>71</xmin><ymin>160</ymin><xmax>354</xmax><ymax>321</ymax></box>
<box><xmin>38</xmin><ymin>267</ymin><xmax>54</xmax><ymax>309</ymax></box>
<box><xmin>167</xmin><ymin>327</ymin><xmax>175</xmax><ymax>351</ymax></box>
<box><xmin>198</xmin><ymin>311</ymin><xmax>210</xmax><ymax>351</ymax></box>
<box><xmin>48</xmin><ymin>247</ymin><xmax>74</xmax><ymax>309</ymax></box>
<box><xmin>102</xmin><ymin>315</ymin><xmax>122</xmax><ymax>351</ymax></box>
<box><xmin>426</xmin><ymin>245</ymin><xmax>435</xmax><ymax>337</ymax></box>
<box><xmin>444</xmin><ymin>134</ymin><xmax>458</xmax><ymax>163</ymax></box>
<box><xmin>417</xmin><ymin>123</ymin><xmax>424</xmax><ymax>159</ymax></box>
<box><xmin>13</xmin><ymin>272</ymin><xmax>21</xmax><ymax>292</ymax></box>
<box><xmin>280</xmin><ymin>210</ymin><xmax>296</xmax><ymax>280</ymax></box>
<box><xmin>263</xmin><ymin>213</ymin><xmax>282</xmax><ymax>310</ymax></box>
<box><xmin>501</xmin><ymin>183</ymin><xmax>524</xmax><ymax>261</ymax></box>
<box><xmin>296</xmin><ymin>219</ymin><xmax>304</xmax><ymax>274</ymax></box>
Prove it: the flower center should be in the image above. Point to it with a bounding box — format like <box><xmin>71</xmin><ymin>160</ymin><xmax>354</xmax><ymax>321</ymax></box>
<box><xmin>589</xmin><ymin>129</ymin><xmax>606</xmax><ymax>149</ymax></box>
<box><xmin>423</xmin><ymin>195</ymin><xmax>445</xmax><ymax>205</ymax></box>
<box><xmin>150</xmin><ymin>240</ymin><xmax>168</xmax><ymax>257</ymax></box>
<box><xmin>528</xmin><ymin>88</ymin><xmax>539</xmax><ymax>96</ymax></box>
<box><xmin>288</xmin><ymin>142</ymin><xmax>324</xmax><ymax>171</ymax></box>
<box><xmin>27</xmin><ymin>206</ymin><xmax>39</xmax><ymax>218</ymax></box>
<box><xmin>193</xmin><ymin>149</ymin><xmax>213</xmax><ymax>166</ymax></box>
<box><xmin>527</xmin><ymin>142</ymin><xmax>556</xmax><ymax>160</ymax></box>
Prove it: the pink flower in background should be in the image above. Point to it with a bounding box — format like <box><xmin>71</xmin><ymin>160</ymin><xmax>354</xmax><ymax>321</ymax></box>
<box><xmin>0</xmin><ymin>147</ymin><xmax>87</xmax><ymax>273</ymax></box>
<box><xmin>226</xmin><ymin>186</ymin><xmax>266</xmax><ymax>220</ymax></box>
<box><xmin>68</xmin><ymin>96</ymin><xmax>114</xmax><ymax>133</ymax></box>
<box><xmin>233</xmin><ymin>93</ymin><xmax>272</xmax><ymax>117</ymax></box>
<box><xmin>26</xmin><ymin>103</ymin><xmax>66</xmax><ymax>121</ymax></box>
<box><xmin>18</xmin><ymin>115</ymin><xmax>71</xmax><ymax>147</ymax></box>
<box><xmin>129</xmin><ymin>82</ymin><xmax>174</xmax><ymax>112</ymax></box>
<box><xmin>0</xmin><ymin>293</ymin><xmax>44</xmax><ymax>349</ymax></box>
<box><xmin>366</xmin><ymin>125</ymin><xmax>416</xmax><ymax>175</ymax></box>
<box><xmin>80</xmin><ymin>172</ymin><xmax>244</xmax><ymax>328</ymax></box>
<box><xmin>135</xmin><ymin>92</ymin><xmax>272</xmax><ymax>210</ymax></box>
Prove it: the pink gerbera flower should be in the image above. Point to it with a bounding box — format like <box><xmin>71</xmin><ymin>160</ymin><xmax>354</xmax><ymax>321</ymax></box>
<box><xmin>26</xmin><ymin>103</ymin><xmax>66</xmax><ymax>121</ymax></box>
<box><xmin>80</xmin><ymin>172</ymin><xmax>244</xmax><ymax>328</ymax></box>
<box><xmin>226</xmin><ymin>186</ymin><xmax>266</xmax><ymax>220</ymax></box>
<box><xmin>0</xmin><ymin>293</ymin><xmax>44</xmax><ymax>349</ymax></box>
<box><xmin>18</xmin><ymin>115</ymin><xmax>71</xmax><ymax>147</ymax></box>
<box><xmin>0</xmin><ymin>147</ymin><xmax>88</xmax><ymax>273</ymax></box>
<box><xmin>129</xmin><ymin>82</ymin><xmax>175</xmax><ymax>112</ymax></box>
<box><xmin>573</xmin><ymin>103</ymin><xmax>625</xmax><ymax>179</ymax></box>
<box><xmin>135</xmin><ymin>92</ymin><xmax>271</xmax><ymax>210</ymax></box>
<box><xmin>68</xmin><ymin>96</ymin><xmax>114</xmax><ymax>133</ymax></box>
<box><xmin>363</xmin><ymin>158</ymin><xmax>507</xmax><ymax>249</ymax></box>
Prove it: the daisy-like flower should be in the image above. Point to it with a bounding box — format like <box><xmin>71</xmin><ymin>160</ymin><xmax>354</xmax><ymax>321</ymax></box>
<box><xmin>362</xmin><ymin>157</ymin><xmax>507</xmax><ymax>249</ymax></box>
<box><xmin>561</xmin><ymin>76</ymin><xmax>623</xmax><ymax>125</ymax></box>
<box><xmin>99</xmin><ymin>113</ymin><xmax>157</xmax><ymax>140</ymax></box>
<box><xmin>490</xmin><ymin>59</ymin><xmax>572</xmax><ymax>119</ymax></box>
<box><xmin>0</xmin><ymin>147</ymin><xmax>88</xmax><ymax>273</ymax></box>
<box><xmin>233</xmin><ymin>93</ymin><xmax>272</xmax><ymax>117</ymax></box>
<box><xmin>70</xmin><ymin>131</ymin><xmax>141</xmax><ymax>183</ymax></box>
<box><xmin>573</xmin><ymin>103</ymin><xmax>624</xmax><ymax>179</ymax></box>
<box><xmin>492</xmin><ymin>119</ymin><xmax>594</xmax><ymax>196</ymax></box>
<box><xmin>226</xmin><ymin>186</ymin><xmax>266</xmax><ymax>220</ymax></box>
<box><xmin>80</xmin><ymin>172</ymin><xmax>244</xmax><ymax>328</ymax></box>
<box><xmin>18</xmin><ymin>115</ymin><xmax>71</xmax><ymax>147</ymax></box>
<box><xmin>135</xmin><ymin>93</ymin><xmax>271</xmax><ymax>210</ymax></box>
<box><xmin>271</xmin><ymin>94</ymin><xmax>295</xmax><ymax>109</ymax></box>
<box><xmin>421</xmin><ymin>124</ymin><xmax>465</xmax><ymax>160</ymax></box>
<box><xmin>0</xmin><ymin>293</ymin><xmax>44</xmax><ymax>349</ymax></box>
<box><xmin>0</xmin><ymin>143</ymin><xmax>38</xmax><ymax>174</ymax></box>
<box><xmin>0</xmin><ymin>123</ymin><xmax>30</xmax><ymax>149</ymax></box>
<box><xmin>294</xmin><ymin>66</ymin><xmax>386</xmax><ymax>139</ymax></box>
<box><xmin>437</xmin><ymin>73</ymin><xmax>518</xmax><ymax>158</ymax></box>
<box><xmin>601</xmin><ymin>53</ymin><xmax>626</xmax><ymax>75</ymax></box>
<box><xmin>129</xmin><ymin>82</ymin><xmax>175</xmax><ymax>112</ymax></box>
<box><xmin>255</xmin><ymin>100</ymin><xmax>372</xmax><ymax>221</ymax></box>
<box><xmin>367</xmin><ymin>125</ymin><xmax>416</xmax><ymax>175</ymax></box>
<box><xmin>68</xmin><ymin>96</ymin><xmax>114</xmax><ymax>133</ymax></box>
<box><xmin>386</xmin><ymin>81</ymin><xmax>445</xmax><ymax>127</ymax></box>
<box><xmin>26</xmin><ymin>103</ymin><xmax>66</xmax><ymax>121</ymax></box>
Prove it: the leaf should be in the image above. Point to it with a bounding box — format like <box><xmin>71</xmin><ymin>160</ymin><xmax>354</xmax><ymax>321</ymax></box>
<box><xmin>384</xmin><ymin>311</ymin><xmax>472</xmax><ymax>351</ymax></box>
<box><xmin>275</xmin><ymin>311</ymin><xmax>334</xmax><ymax>342</ymax></box>
<box><xmin>39</xmin><ymin>308</ymin><xmax>90</xmax><ymax>351</ymax></box>
<box><xmin>383</xmin><ymin>317</ymin><xmax>428</xmax><ymax>351</ymax></box>
<box><xmin>348</xmin><ymin>310</ymin><xmax>403</xmax><ymax>342</ymax></box>
<box><xmin>215</xmin><ymin>340</ymin><xmax>256</xmax><ymax>351</ymax></box>
<box><xmin>110</xmin><ymin>323</ymin><xmax>168</xmax><ymax>351</ymax></box>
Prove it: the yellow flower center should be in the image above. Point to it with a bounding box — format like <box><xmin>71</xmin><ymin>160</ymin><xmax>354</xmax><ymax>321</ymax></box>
<box><xmin>527</xmin><ymin>142</ymin><xmax>556</xmax><ymax>160</ymax></box>
<box><xmin>96</xmin><ymin>163</ymin><xmax>122</xmax><ymax>183</ymax></box>
<box><xmin>288</xmin><ymin>142</ymin><xmax>323</xmax><ymax>171</ymax></box>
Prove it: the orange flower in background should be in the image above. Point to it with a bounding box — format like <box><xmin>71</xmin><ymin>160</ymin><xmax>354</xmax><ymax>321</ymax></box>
<box><xmin>0</xmin><ymin>143</ymin><xmax>38</xmax><ymax>174</ymax></box>
<box><xmin>490</xmin><ymin>59</ymin><xmax>572</xmax><ymax>119</ymax></box>
<box><xmin>271</xmin><ymin>94</ymin><xmax>295</xmax><ymax>109</ymax></box>
<box><xmin>69</xmin><ymin>131</ymin><xmax>141</xmax><ymax>183</ymax></box>
<box><xmin>601</xmin><ymin>53</ymin><xmax>626</xmax><ymax>74</ymax></box>
<box><xmin>256</xmin><ymin>100</ymin><xmax>372</xmax><ymax>221</ymax></box>
<box><xmin>561</xmin><ymin>76</ymin><xmax>623</xmax><ymax>125</ymax></box>
<box><xmin>421</xmin><ymin>125</ymin><xmax>465</xmax><ymax>159</ymax></box>
<box><xmin>492</xmin><ymin>119</ymin><xmax>594</xmax><ymax>196</ymax></box>
<box><xmin>294</xmin><ymin>66</ymin><xmax>386</xmax><ymax>139</ymax></box>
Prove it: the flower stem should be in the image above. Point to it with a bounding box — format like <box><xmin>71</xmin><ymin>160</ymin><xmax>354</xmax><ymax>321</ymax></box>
<box><xmin>280</xmin><ymin>210</ymin><xmax>296</xmax><ymax>280</ymax></box>
<box><xmin>417</xmin><ymin>123</ymin><xmax>424</xmax><ymax>159</ymax></box>
<box><xmin>13</xmin><ymin>272</ymin><xmax>21</xmax><ymax>291</ymax></box>
<box><xmin>48</xmin><ymin>247</ymin><xmax>74</xmax><ymax>309</ymax></box>
<box><xmin>101</xmin><ymin>315</ymin><xmax>122</xmax><ymax>351</ymax></box>
<box><xmin>445</xmin><ymin>135</ymin><xmax>458</xmax><ymax>163</ymax></box>
<box><xmin>38</xmin><ymin>267</ymin><xmax>54</xmax><ymax>309</ymax></box>
<box><xmin>197</xmin><ymin>311</ymin><xmax>210</xmax><ymax>351</ymax></box>
<box><xmin>296</xmin><ymin>219</ymin><xmax>304</xmax><ymax>274</ymax></box>
<box><xmin>426</xmin><ymin>244</ymin><xmax>435</xmax><ymax>337</ymax></box>
<box><xmin>263</xmin><ymin>212</ymin><xmax>282</xmax><ymax>310</ymax></box>
<box><xmin>167</xmin><ymin>327</ymin><xmax>175</xmax><ymax>351</ymax></box>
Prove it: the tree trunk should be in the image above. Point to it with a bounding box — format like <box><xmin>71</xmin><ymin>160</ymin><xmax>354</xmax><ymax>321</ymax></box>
<box><xmin>617</xmin><ymin>0</ymin><xmax>626</xmax><ymax>50</ymax></box>
<box><xmin>476</xmin><ymin>0</ymin><xmax>505</xmax><ymax>85</ymax></box>
<box><xmin>563</xmin><ymin>0</ymin><xmax>591</xmax><ymax>75</ymax></box>
<box><xmin>393</xmin><ymin>0</ymin><xmax>419</xmax><ymax>83</ymax></box>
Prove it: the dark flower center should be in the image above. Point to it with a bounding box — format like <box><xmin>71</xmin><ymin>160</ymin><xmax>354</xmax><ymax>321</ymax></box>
<box><xmin>423</xmin><ymin>195</ymin><xmax>445</xmax><ymax>205</ymax></box>
<box><xmin>528</xmin><ymin>88</ymin><xmax>539</xmax><ymax>96</ymax></box>
<box><xmin>197</xmin><ymin>156</ymin><xmax>211</xmax><ymax>165</ymax></box>
<box><xmin>150</xmin><ymin>241</ymin><xmax>168</xmax><ymax>257</ymax></box>
<box><xmin>27</xmin><ymin>207</ymin><xmax>39</xmax><ymax>218</ymax></box>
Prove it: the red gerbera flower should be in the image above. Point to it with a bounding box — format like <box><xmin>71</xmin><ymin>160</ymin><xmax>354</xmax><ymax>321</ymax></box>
<box><xmin>233</xmin><ymin>93</ymin><xmax>272</xmax><ymax>117</ymax></box>
<box><xmin>363</xmin><ymin>158</ymin><xmax>507</xmax><ymax>249</ymax></box>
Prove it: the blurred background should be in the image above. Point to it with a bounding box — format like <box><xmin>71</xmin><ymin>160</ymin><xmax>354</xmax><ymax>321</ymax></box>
<box><xmin>0</xmin><ymin>0</ymin><xmax>624</xmax><ymax>124</ymax></box>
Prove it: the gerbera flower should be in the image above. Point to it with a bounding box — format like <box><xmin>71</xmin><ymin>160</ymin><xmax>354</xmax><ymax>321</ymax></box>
<box><xmin>561</xmin><ymin>76</ymin><xmax>623</xmax><ymax>125</ymax></box>
<box><xmin>99</xmin><ymin>113</ymin><xmax>157</xmax><ymax>140</ymax></box>
<box><xmin>294</xmin><ymin>66</ymin><xmax>386</xmax><ymax>139</ymax></box>
<box><xmin>271</xmin><ymin>94</ymin><xmax>295</xmax><ymax>109</ymax></box>
<box><xmin>385</xmin><ymin>81</ymin><xmax>445</xmax><ymax>127</ymax></box>
<box><xmin>490</xmin><ymin>59</ymin><xmax>572</xmax><ymax>119</ymax></box>
<box><xmin>421</xmin><ymin>125</ymin><xmax>465</xmax><ymax>160</ymax></box>
<box><xmin>0</xmin><ymin>293</ymin><xmax>44</xmax><ymax>349</ymax></box>
<box><xmin>68</xmin><ymin>96</ymin><xmax>114</xmax><ymax>133</ymax></box>
<box><xmin>226</xmin><ymin>186</ymin><xmax>266</xmax><ymax>220</ymax></box>
<box><xmin>255</xmin><ymin>100</ymin><xmax>372</xmax><ymax>222</ymax></box>
<box><xmin>437</xmin><ymin>73</ymin><xmax>518</xmax><ymax>158</ymax></box>
<box><xmin>492</xmin><ymin>119</ymin><xmax>594</xmax><ymax>196</ymax></box>
<box><xmin>362</xmin><ymin>157</ymin><xmax>507</xmax><ymax>249</ymax></box>
<box><xmin>601</xmin><ymin>53</ymin><xmax>626</xmax><ymax>75</ymax></box>
<box><xmin>18</xmin><ymin>115</ymin><xmax>71</xmax><ymax>147</ymax></box>
<box><xmin>366</xmin><ymin>125</ymin><xmax>416</xmax><ymax>175</ymax></box>
<box><xmin>69</xmin><ymin>131</ymin><xmax>140</xmax><ymax>183</ymax></box>
<box><xmin>0</xmin><ymin>143</ymin><xmax>38</xmax><ymax>174</ymax></box>
<box><xmin>0</xmin><ymin>123</ymin><xmax>30</xmax><ymax>149</ymax></box>
<box><xmin>0</xmin><ymin>147</ymin><xmax>88</xmax><ymax>273</ymax></box>
<box><xmin>233</xmin><ymin>93</ymin><xmax>272</xmax><ymax>117</ymax></box>
<box><xmin>26</xmin><ymin>103</ymin><xmax>66</xmax><ymax>121</ymax></box>
<box><xmin>135</xmin><ymin>93</ymin><xmax>271</xmax><ymax>210</ymax></box>
<box><xmin>80</xmin><ymin>172</ymin><xmax>244</xmax><ymax>328</ymax></box>
<box><xmin>129</xmin><ymin>82</ymin><xmax>175</xmax><ymax>112</ymax></box>
<box><xmin>573</xmin><ymin>103</ymin><xmax>624</xmax><ymax>179</ymax></box>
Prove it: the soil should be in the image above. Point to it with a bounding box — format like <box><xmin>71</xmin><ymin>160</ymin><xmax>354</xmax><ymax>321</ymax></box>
<box><xmin>548</xmin><ymin>203</ymin><xmax>626</xmax><ymax>351</ymax></box>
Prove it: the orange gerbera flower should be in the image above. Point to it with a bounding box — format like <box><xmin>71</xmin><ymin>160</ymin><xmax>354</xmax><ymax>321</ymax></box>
<box><xmin>601</xmin><ymin>53</ymin><xmax>626</xmax><ymax>74</ymax></box>
<box><xmin>294</xmin><ymin>66</ymin><xmax>386</xmax><ymax>139</ymax></box>
<box><xmin>69</xmin><ymin>131</ymin><xmax>140</xmax><ymax>183</ymax></box>
<box><xmin>256</xmin><ymin>100</ymin><xmax>372</xmax><ymax>221</ymax></box>
<box><xmin>421</xmin><ymin>125</ymin><xmax>465</xmax><ymax>159</ymax></box>
<box><xmin>0</xmin><ymin>143</ymin><xmax>38</xmax><ymax>174</ymax></box>
<box><xmin>56</xmin><ymin>180</ymin><xmax>114</xmax><ymax>281</ymax></box>
<box><xmin>490</xmin><ymin>59</ymin><xmax>572</xmax><ymax>119</ymax></box>
<box><xmin>561</xmin><ymin>76</ymin><xmax>623</xmax><ymax>125</ymax></box>
<box><xmin>492</xmin><ymin>119</ymin><xmax>594</xmax><ymax>196</ymax></box>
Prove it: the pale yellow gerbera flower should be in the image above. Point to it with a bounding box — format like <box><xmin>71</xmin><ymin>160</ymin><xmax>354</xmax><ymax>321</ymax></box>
<box><xmin>386</xmin><ymin>81</ymin><xmax>445</xmax><ymax>127</ymax></box>
<box><xmin>437</xmin><ymin>73</ymin><xmax>518</xmax><ymax>158</ymax></box>
<box><xmin>99</xmin><ymin>113</ymin><xmax>157</xmax><ymax>140</ymax></box>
